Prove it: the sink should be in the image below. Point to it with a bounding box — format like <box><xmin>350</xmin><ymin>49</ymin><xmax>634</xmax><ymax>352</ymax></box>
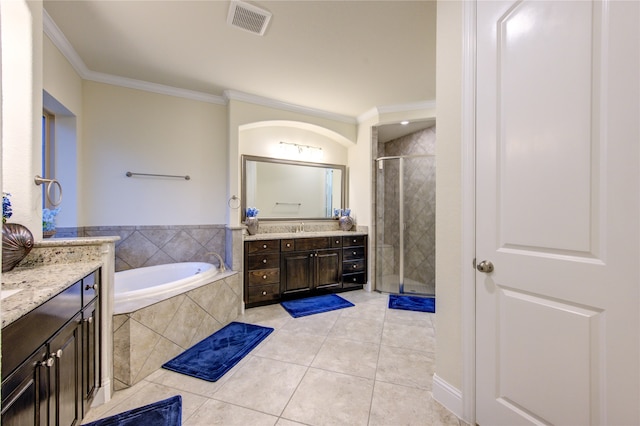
<box><xmin>1</xmin><ymin>289</ymin><xmax>22</xmax><ymax>300</ymax></box>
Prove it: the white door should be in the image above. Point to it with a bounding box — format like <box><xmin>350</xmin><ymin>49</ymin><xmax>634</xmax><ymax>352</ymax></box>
<box><xmin>475</xmin><ymin>1</ymin><xmax>639</xmax><ymax>425</ymax></box>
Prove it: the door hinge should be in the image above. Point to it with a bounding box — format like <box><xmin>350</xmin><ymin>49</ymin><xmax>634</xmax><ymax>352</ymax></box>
<box><xmin>472</xmin><ymin>258</ymin><xmax>476</xmax><ymax>269</ymax></box>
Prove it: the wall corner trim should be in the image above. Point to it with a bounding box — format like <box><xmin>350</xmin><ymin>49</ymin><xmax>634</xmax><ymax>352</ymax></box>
<box><xmin>432</xmin><ymin>373</ymin><xmax>464</xmax><ymax>421</ymax></box>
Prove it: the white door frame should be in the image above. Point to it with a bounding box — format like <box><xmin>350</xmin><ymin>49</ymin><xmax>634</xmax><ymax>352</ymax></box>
<box><xmin>461</xmin><ymin>1</ymin><xmax>477</xmax><ymax>424</ymax></box>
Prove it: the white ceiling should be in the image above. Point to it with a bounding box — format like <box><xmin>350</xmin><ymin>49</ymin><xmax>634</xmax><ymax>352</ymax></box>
<box><xmin>43</xmin><ymin>0</ymin><xmax>437</xmax><ymax>121</ymax></box>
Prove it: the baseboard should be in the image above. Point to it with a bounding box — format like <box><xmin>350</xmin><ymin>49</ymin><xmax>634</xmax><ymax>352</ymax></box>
<box><xmin>432</xmin><ymin>373</ymin><xmax>464</xmax><ymax>420</ymax></box>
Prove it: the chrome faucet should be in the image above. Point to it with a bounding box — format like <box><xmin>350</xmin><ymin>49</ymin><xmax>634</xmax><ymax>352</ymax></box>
<box><xmin>206</xmin><ymin>252</ymin><xmax>227</xmax><ymax>272</ymax></box>
<box><xmin>295</xmin><ymin>222</ymin><xmax>305</xmax><ymax>233</ymax></box>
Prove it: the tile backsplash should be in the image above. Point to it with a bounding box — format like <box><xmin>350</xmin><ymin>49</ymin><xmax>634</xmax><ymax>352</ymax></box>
<box><xmin>56</xmin><ymin>225</ymin><xmax>226</xmax><ymax>272</ymax></box>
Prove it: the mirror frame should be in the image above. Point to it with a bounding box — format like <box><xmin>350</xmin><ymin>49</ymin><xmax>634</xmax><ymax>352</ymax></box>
<box><xmin>241</xmin><ymin>155</ymin><xmax>347</xmax><ymax>221</ymax></box>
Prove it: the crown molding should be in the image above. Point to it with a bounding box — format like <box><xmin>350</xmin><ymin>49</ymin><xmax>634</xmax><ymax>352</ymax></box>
<box><xmin>357</xmin><ymin>100</ymin><xmax>437</xmax><ymax>124</ymax></box>
<box><xmin>85</xmin><ymin>70</ymin><xmax>226</xmax><ymax>105</ymax></box>
<box><xmin>43</xmin><ymin>8</ymin><xmax>90</xmax><ymax>78</ymax></box>
<box><xmin>223</xmin><ymin>90</ymin><xmax>356</xmax><ymax>124</ymax></box>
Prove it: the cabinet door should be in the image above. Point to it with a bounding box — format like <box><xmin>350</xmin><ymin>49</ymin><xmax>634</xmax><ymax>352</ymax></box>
<box><xmin>315</xmin><ymin>249</ymin><xmax>342</xmax><ymax>289</ymax></box>
<box><xmin>49</xmin><ymin>314</ymin><xmax>82</xmax><ymax>426</ymax></box>
<box><xmin>1</xmin><ymin>345</ymin><xmax>48</xmax><ymax>426</ymax></box>
<box><xmin>282</xmin><ymin>251</ymin><xmax>314</xmax><ymax>294</ymax></box>
<box><xmin>81</xmin><ymin>299</ymin><xmax>99</xmax><ymax>415</ymax></box>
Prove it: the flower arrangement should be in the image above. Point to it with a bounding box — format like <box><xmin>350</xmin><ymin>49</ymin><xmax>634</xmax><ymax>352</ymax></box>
<box><xmin>333</xmin><ymin>208</ymin><xmax>351</xmax><ymax>218</ymax></box>
<box><xmin>43</xmin><ymin>207</ymin><xmax>60</xmax><ymax>231</ymax></box>
<box><xmin>246</xmin><ymin>207</ymin><xmax>259</xmax><ymax>218</ymax></box>
<box><xmin>3</xmin><ymin>192</ymin><xmax>12</xmax><ymax>224</ymax></box>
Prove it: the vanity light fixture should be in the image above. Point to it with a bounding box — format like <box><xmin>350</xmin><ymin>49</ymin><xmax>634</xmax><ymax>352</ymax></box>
<box><xmin>278</xmin><ymin>142</ymin><xmax>323</xmax><ymax>161</ymax></box>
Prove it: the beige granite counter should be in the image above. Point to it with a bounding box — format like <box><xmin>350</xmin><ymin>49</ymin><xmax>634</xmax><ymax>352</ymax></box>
<box><xmin>1</xmin><ymin>236</ymin><xmax>119</xmax><ymax>328</ymax></box>
<box><xmin>1</xmin><ymin>261</ymin><xmax>102</xmax><ymax>328</ymax></box>
<box><xmin>243</xmin><ymin>230</ymin><xmax>368</xmax><ymax>241</ymax></box>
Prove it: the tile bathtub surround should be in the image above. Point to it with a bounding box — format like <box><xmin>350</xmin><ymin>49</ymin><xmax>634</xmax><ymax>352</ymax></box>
<box><xmin>112</xmin><ymin>273</ymin><xmax>241</xmax><ymax>389</ymax></box>
<box><xmin>86</xmin><ymin>290</ymin><xmax>466</xmax><ymax>426</ymax></box>
<box><xmin>57</xmin><ymin>225</ymin><xmax>227</xmax><ymax>272</ymax></box>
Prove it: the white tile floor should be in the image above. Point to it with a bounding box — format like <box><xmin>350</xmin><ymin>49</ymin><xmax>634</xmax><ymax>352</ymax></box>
<box><xmin>83</xmin><ymin>290</ymin><xmax>464</xmax><ymax>426</ymax></box>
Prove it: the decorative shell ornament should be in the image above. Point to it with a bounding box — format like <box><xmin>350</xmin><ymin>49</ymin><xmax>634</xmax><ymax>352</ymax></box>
<box><xmin>2</xmin><ymin>223</ymin><xmax>34</xmax><ymax>272</ymax></box>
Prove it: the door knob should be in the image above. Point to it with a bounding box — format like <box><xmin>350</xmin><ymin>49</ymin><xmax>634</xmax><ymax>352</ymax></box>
<box><xmin>476</xmin><ymin>260</ymin><xmax>494</xmax><ymax>273</ymax></box>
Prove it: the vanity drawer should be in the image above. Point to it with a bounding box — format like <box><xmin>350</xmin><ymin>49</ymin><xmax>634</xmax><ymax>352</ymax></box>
<box><xmin>246</xmin><ymin>240</ymin><xmax>280</xmax><ymax>254</ymax></box>
<box><xmin>343</xmin><ymin>259</ymin><xmax>366</xmax><ymax>273</ymax></box>
<box><xmin>343</xmin><ymin>247</ymin><xmax>365</xmax><ymax>261</ymax></box>
<box><xmin>247</xmin><ymin>253</ymin><xmax>280</xmax><ymax>270</ymax></box>
<box><xmin>247</xmin><ymin>283</ymin><xmax>280</xmax><ymax>304</ymax></box>
<box><xmin>331</xmin><ymin>237</ymin><xmax>343</xmax><ymax>248</ymax></box>
<box><xmin>2</xmin><ymin>281</ymin><xmax>82</xmax><ymax>378</ymax></box>
<box><xmin>248</xmin><ymin>268</ymin><xmax>280</xmax><ymax>286</ymax></box>
<box><xmin>343</xmin><ymin>235</ymin><xmax>366</xmax><ymax>247</ymax></box>
<box><xmin>82</xmin><ymin>271</ymin><xmax>99</xmax><ymax>306</ymax></box>
<box><xmin>295</xmin><ymin>237</ymin><xmax>331</xmax><ymax>251</ymax></box>
<box><xmin>281</xmin><ymin>239</ymin><xmax>295</xmax><ymax>251</ymax></box>
<box><xmin>343</xmin><ymin>272</ymin><xmax>367</xmax><ymax>286</ymax></box>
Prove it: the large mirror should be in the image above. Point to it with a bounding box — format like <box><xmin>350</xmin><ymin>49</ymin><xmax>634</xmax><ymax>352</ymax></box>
<box><xmin>242</xmin><ymin>155</ymin><xmax>346</xmax><ymax>220</ymax></box>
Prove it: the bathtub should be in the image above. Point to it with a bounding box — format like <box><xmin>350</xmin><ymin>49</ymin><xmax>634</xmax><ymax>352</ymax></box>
<box><xmin>115</xmin><ymin>262</ymin><xmax>218</xmax><ymax>305</ymax></box>
<box><xmin>112</xmin><ymin>262</ymin><xmax>241</xmax><ymax>388</ymax></box>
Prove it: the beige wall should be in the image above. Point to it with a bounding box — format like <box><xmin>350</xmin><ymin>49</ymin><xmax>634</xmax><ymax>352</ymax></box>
<box><xmin>1</xmin><ymin>0</ymin><xmax>43</xmax><ymax>237</ymax></box>
<box><xmin>435</xmin><ymin>0</ymin><xmax>464</xmax><ymax>391</ymax></box>
<box><xmin>81</xmin><ymin>82</ymin><xmax>228</xmax><ymax>226</ymax></box>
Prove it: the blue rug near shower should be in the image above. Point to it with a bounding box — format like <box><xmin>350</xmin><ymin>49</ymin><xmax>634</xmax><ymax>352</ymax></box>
<box><xmin>281</xmin><ymin>294</ymin><xmax>354</xmax><ymax>318</ymax></box>
<box><xmin>162</xmin><ymin>322</ymin><xmax>273</xmax><ymax>382</ymax></box>
<box><xmin>84</xmin><ymin>395</ymin><xmax>181</xmax><ymax>426</ymax></box>
<box><xmin>388</xmin><ymin>294</ymin><xmax>436</xmax><ymax>313</ymax></box>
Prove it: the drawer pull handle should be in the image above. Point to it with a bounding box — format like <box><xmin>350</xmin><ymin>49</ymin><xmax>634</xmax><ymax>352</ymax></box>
<box><xmin>262</xmin><ymin>291</ymin><xmax>267</xmax><ymax>295</ymax></box>
<box><xmin>54</xmin><ymin>349</ymin><xmax>63</xmax><ymax>359</ymax></box>
<box><xmin>263</xmin><ymin>244</ymin><xmax>267</xmax><ymax>249</ymax></box>
<box><xmin>336</xmin><ymin>240</ymin><xmax>340</xmax><ymax>244</ymax></box>
<box><xmin>286</xmin><ymin>243</ymin><xmax>291</xmax><ymax>247</ymax></box>
<box><xmin>353</xmin><ymin>251</ymin><xmax>357</xmax><ymax>255</ymax></box>
<box><xmin>353</xmin><ymin>278</ymin><xmax>357</xmax><ymax>282</ymax></box>
<box><xmin>40</xmin><ymin>357</ymin><xmax>55</xmax><ymax>368</ymax></box>
<box><xmin>85</xmin><ymin>283</ymin><xmax>98</xmax><ymax>291</ymax></box>
<box><xmin>262</xmin><ymin>275</ymin><xmax>267</xmax><ymax>279</ymax></box>
<box><xmin>353</xmin><ymin>239</ymin><xmax>357</xmax><ymax>243</ymax></box>
<box><xmin>353</xmin><ymin>264</ymin><xmax>357</xmax><ymax>269</ymax></box>
<box><xmin>262</xmin><ymin>259</ymin><xmax>267</xmax><ymax>263</ymax></box>
<box><xmin>84</xmin><ymin>316</ymin><xmax>93</xmax><ymax>324</ymax></box>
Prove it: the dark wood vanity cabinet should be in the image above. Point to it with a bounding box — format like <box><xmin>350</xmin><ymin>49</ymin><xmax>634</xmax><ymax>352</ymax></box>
<box><xmin>342</xmin><ymin>235</ymin><xmax>368</xmax><ymax>287</ymax></box>
<box><xmin>281</xmin><ymin>237</ymin><xmax>342</xmax><ymax>295</ymax></box>
<box><xmin>244</xmin><ymin>235</ymin><xmax>365</xmax><ymax>308</ymax></box>
<box><xmin>1</xmin><ymin>269</ymin><xmax>101</xmax><ymax>426</ymax></box>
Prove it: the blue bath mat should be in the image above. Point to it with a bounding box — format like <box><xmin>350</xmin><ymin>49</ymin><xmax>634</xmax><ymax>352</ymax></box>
<box><xmin>84</xmin><ymin>395</ymin><xmax>181</xmax><ymax>426</ymax></box>
<box><xmin>388</xmin><ymin>295</ymin><xmax>436</xmax><ymax>313</ymax></box>
<box><xmin>162</xmin><ymin>322</ymin><xmax>273</xmax><ymax>382</ymax></box>
<box><xmin>281</xmin><ymin>294</ymin><xmax>354</xmax><ymax>318</ymax></box>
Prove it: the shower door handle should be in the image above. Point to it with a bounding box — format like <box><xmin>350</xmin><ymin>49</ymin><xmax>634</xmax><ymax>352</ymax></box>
<box><xmin>476</xmin><ymin>260</ymin><xmax>494</xmax><ymax>273</ymax></box>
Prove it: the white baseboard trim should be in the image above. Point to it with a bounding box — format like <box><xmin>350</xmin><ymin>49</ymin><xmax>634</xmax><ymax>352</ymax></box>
<box><xmin>432</xmin><ymin>373</ymin><xmax>464</xmax><ymax>420</ymax></box>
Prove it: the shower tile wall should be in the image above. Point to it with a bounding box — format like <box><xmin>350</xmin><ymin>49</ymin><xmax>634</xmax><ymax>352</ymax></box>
<box><xmin>377</xmin><ymin>126</ymin><xmax>436</xmax><ymax>293</ymax></box>
<box><xmin>59</xmin><ymin>225</ymin><xmax>226</xmax><ymax>272</ymax></box>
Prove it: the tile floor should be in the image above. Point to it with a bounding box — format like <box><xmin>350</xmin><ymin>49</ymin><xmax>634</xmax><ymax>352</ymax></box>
<box><xmin>83</xmin><ymin>290</ymin><xmax>465</xmax><ymax>425</ymax></box>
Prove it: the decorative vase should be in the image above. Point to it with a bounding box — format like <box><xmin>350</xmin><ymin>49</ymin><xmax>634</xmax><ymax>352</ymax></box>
<box><xmin>2</xmin><ymin>223</ymin><xmax>34</xmax><ymax>272</ymax></box>
<box><xmin>245</xmin><ymin>217</ymin><xmax>259</xmax><ymax>235</ymax></box>
<box><xmin>43</xmin><ymin>230</ymin><xmax>56</xmax><ymax>239</ymax></box>
<box><xmin>338</xmin><ymin>215</ymin><xmax>354</xmax><ymax>231</ymax></box>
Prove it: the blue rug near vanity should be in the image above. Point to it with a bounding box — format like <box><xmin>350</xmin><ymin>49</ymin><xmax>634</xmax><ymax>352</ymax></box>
<box><xmin>162</xmin><ymin>322</ymin><xmax>273</xmax><ymax>382</ymax></box>
<box><xmin>84</xmin><ymin>395</ymin><xmax>181</xmax><ymax>426</ymax></box>
<box><xmin>388</xmin><ymin>294</ymin><xmax>436</xmax><ymax>313</ymax></box>
<box><xmin>281</xmin><ymin>294</ymin><xmax>354</xmax><ymax>318</ymax></box>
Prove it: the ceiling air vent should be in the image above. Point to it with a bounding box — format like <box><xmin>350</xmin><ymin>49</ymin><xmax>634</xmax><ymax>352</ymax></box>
<box><xmin>227</xmin><ymin>1</ymin><xmax>272</xmax><ymax>36</ymax></box>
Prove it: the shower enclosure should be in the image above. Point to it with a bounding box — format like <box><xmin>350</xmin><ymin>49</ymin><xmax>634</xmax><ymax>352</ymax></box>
<box><xmin>375</xmin><ymin>154</ymin><xmax>435</xmax><ymax>295</ymax></box>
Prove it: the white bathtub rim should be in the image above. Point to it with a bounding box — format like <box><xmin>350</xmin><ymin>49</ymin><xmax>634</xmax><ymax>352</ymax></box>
<box><xmin>113</xmin><ymin>268</ymin><xmax>238</xmax><ymax>315</ymax></box>
<box><xmin>115</xmin><ymin>262</ymin><xmax>216</xmax><ymax>301</ymax></box>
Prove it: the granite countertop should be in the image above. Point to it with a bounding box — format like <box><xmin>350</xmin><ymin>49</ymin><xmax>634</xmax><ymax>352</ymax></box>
<box><xmin>243</xmin><ymin>230</ymin><xmax>368</xmax><ymax>241</ymax></box>
<box><xmin>1</xmin><ymin>261</ymin><xmax>103</xmax><ymax>328</ymax></box>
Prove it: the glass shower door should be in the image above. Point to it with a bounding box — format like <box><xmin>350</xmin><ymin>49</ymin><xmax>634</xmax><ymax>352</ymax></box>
<box><xmin>375</xmin><ymin>155</ymin><xmax>435</xmax><ymax>295</ymax></box>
